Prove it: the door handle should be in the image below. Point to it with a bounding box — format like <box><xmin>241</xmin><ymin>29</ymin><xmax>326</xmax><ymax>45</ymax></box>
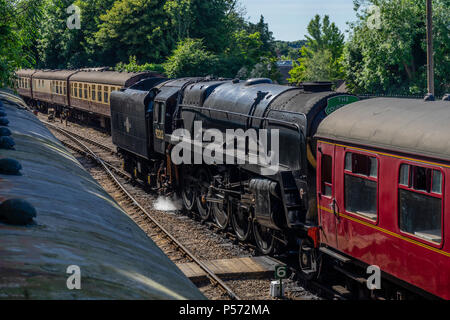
<box><xmin>332</xmin><ymin>198</ymin><xmax>339</xmax><ymax>221</ymax></box>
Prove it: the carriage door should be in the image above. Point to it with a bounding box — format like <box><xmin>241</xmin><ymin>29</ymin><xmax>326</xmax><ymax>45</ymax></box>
<box><xmin>317</xmin><ymin>142</ymin><xmax>338</xmax><ymax>248</ymax></box>
<box><xmin>153</xmin><ymin>101</ymin><xmax>166</xmax><ymax>154</ymax></box>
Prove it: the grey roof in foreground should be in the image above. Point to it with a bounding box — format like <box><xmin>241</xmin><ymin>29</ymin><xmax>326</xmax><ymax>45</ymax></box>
<box><xmin>315</xmin><ymin>98</ymin><xmax>450</xmax><ymax>162</ymax></box>
<box><xmin>0</xmin><ymin>91</ymin><xmax>204</xmax><ymax>300</ymax></box>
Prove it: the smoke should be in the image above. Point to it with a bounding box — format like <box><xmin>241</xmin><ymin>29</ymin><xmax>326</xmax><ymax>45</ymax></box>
<box><xmin>153</xmin><ymin>195</ymin><xmax>183</xmax><ymax>212</ymax></box>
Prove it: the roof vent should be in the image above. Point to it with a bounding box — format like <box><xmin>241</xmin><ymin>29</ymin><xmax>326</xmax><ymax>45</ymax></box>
<box><xmin>301</xmin><ymin>82</ymin><xmax>333</xmax><ymax>92</ymax></box>
<box><xmin>442</xmin><ymin>94</ymin><xmax>449</xmax><ymax>101</ymax></box>
<box><xmin>0</xmin><ymin>117</ymin><xmax>9</xmax><ymax>126</ymax></box>
<box><xmin>245</xmin><ymin>78</ymin><xmax>272</xmax><ymax>86</ymax></box>
<box><xmin>0</xmin><ymin>158</ymin><xmax>22</xmax><ymax>175</ymax></box>
<box><xmin>0</xmin><ymin>127</ymin><xmax>11</xmax><ymax>136</ymax></box>
<box><xmin>0</xmin><ymin>136</ymin><xmax>15</xmax><ymax>150</ymax></box>
<box><xmin>0</xmin><ymin>199</ymin><xmax>37</xmax><ymax>226</ymax></box>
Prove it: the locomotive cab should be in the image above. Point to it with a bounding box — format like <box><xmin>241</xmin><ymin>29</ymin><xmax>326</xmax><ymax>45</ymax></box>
<box><xmin>152</xmin><ymin>78</ymin><xmax>203</xmax><ymax>155</ymax></box>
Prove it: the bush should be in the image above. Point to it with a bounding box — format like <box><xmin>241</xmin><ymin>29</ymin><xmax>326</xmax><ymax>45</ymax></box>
<box><xmin>163</xmin><ymin>38</ymin><xmax>218</xmax><ymax>78</ymax></box>
<box><xmin>115</xmin><ymin>56</ymin><xmax>165</xmax><ymax>74</ymax></box>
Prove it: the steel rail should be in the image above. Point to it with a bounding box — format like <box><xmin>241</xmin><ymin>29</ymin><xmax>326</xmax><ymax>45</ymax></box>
<box><xmin>45</xmin><ymin>121</ymin><xmax>241</xmax><ymax>301</ymax></box>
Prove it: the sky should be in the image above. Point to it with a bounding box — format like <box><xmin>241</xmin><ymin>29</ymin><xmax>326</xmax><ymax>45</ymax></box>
<box><xmin>240</xmin><ymin>0</ymin><xmax>358</xmax><ymax>41</ymax></box>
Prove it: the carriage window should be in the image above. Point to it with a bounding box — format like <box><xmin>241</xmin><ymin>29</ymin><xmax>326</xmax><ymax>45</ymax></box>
<box><xmin>399</xmin><ymin>164</ymin><xmax>443</xmax><ymax>243</ymax></box>
<box><xmin>321</xmin><ymin>155</ymin><xmax>333</xmax><ymax>197</ymax></box>
<box><xmin>92</xmin><ymin>85</ymin><xmax>96</xmax><ymax>101</ymax></box>
<box><xmin>78</xmin><ymin>84</ymin><xmax>82</xmax><ymax>98</ymax></box>
<box><xmin>98</xmin><ymin>86</ymin><xmax>102</xmax><ymax>102</ymax></box>
<box><xmin>104</xmin><ymin>86</ymin><xmax>109</xmax><ymax>103</ymax></box>
<box><xmin>345</xmin><ymin>152</ymin><xmax>378</xmax><ymax>220</ymax></box>
<box><xmin>84</xmin><ymin>84</ymin><xmax>88</xmax><ymax>99</ymax></box>
<box><xmin>64</xmin><ymin>83</ymin><xmax>67</xmax><ymax>95</ymax></box>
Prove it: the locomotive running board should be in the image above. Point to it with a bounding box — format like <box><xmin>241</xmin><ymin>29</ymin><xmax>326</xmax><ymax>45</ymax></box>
<box><xmin>319</xmin><ymin>247</ymin><xmax>351</xmax><ymax>263</ymax></box>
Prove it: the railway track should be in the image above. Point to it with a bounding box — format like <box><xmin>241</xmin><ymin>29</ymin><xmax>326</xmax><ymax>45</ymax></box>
<box><xmin>45</xmin><ymin>122</ymin><xmax>241</xmax><ymax>300</ymax></box>
<box><xmin>44</xmin><ymin>121</ymin><xmax>349</xmax><ymax>301</ymax></box>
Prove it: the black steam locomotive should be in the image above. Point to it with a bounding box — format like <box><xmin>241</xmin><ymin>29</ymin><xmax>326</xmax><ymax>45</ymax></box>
<box><xmin>110</xmin><ymin>77</ymin><xmax>358</xmax><ymax>267</ymax></box>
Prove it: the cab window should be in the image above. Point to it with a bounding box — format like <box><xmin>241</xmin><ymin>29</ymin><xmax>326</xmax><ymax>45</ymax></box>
<box><xmin>398</xmin><ymin>164</ymin><xmax>443</xmax><ymax>243</ymax></box>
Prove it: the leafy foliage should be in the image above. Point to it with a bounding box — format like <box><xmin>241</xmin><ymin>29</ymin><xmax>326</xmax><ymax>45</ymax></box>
<box><xmin>344</xmin><ymin>0</ymin><xmax>449</xmax><ymax>96</ymax></box>
<box><xmin>95</xmin><ymin>0</ymin><xmax>173</xmax><ymax>65</ymax></box>
<box><xmin>0</xmin><ymin>0</ymin><xmax>43</xmax><ymax>86</ymax></box>
<box><xmin>289</xmin><ymin>15</ymin><xmax>345</xmax><ymax>85</ymax></box>
<box><xmin>163</xmin><ymin>10</ymin><xmax>278</xmax><ymax>80</ymax></box>
<box><xmin>275</xmin><ymin>40</ymin><xmax>306</xmax><ymax>61</ymax></box>
<box><xmin>163</xmin><ymin>38</ymin><xmax>218</xmax><ymax>78</ymax></box>
<box><xmin>115</xmin><ymin>56</ymin><xmax>164</xmax><ymax>74</ymax></box>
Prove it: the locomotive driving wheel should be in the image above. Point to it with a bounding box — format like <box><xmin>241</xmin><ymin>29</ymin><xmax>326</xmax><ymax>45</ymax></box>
<box><xmin>181</xmin><ymin>180</ymin><xmax>196</xmax><ymax>211</ymax></box>
<box><xmin>195</xmin><ymin>168</ymin><xmax>211</xmax><ymax>221</ymax></box>
<box><xmin>231</xmin><ymin>203</ymin><xmax>252</xmax><ymax>242</ymax></box>
<box><xmin>253</xmin><ymin>222</ymin><xmax>276</xmax><ymax>255</ymax></box>
<box><xmin>212</xmin><ymin>196</ymin><xmax>229</xmax><ymax>230</ymax></box>
<box><xmin>299</xmin><ymin>238</ymin><xmax>322</xmax><ymax>280</ymax></box>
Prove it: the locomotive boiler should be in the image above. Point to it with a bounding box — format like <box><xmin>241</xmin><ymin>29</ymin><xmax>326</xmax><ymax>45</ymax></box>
<box><xmin>111</xmin><ymin>77</ymin><xmax>358</xmax><ymax>256</ymax></box>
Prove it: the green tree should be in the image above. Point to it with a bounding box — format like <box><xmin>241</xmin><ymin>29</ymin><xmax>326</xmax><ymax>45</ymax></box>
<box><xmin>305</xmin><ymin>14</ymin><xmax>344</xmax><ymax>61</ymax></box>
<box><xmin>95</xmin><ymin>0</ymin><xmax>174</xmax><ymax>65</ymax></box>
<box><xmin>246</xmin><ymin>15</ymin><xmax>275</xmax><ymax>54</ymax></box>
<box><xmin>289</xmin><ymin>15</ymin><xmax>345</xmax><ymax>85</ymax></box>
<box><xmin>219</xmin><ymin>29</ymin><xmax>276</xmax><ymax>79</ymax></box>
<box><xmin>0</xmin><ymin>0</ymin><xmax>43</xmax><ymax>86</ymax></box>
<box><xmin>163</xmin><ymin>38</ymin><xmax>218</xmax><ymax>78</ymax></box>
<box><xmin>115</xmin><ymin>56</ymin><xmax>165</xmax><ymax>73</ymax></box>
<box><xmin>344</xmin><ymin>0</ymin><xmax>449</xmax><ymax>96</ymax></box>
<box><xmin>164</xmin><ymin>0</ymin><xmax>243</xmax><ymax>54</ymax></box>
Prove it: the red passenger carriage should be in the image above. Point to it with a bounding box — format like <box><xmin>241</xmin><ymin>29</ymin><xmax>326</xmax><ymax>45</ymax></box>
<box><xmin>315</xmin><ymin>98</ymin><xmax>450</xmax><ymax>299</ymax></box>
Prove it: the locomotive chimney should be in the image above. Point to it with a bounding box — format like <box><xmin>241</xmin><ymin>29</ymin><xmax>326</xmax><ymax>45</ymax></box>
<box><xmin>301</xmin><ymin>82</ymin><xmax>333</xmax><ymax>92</ymax></box>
